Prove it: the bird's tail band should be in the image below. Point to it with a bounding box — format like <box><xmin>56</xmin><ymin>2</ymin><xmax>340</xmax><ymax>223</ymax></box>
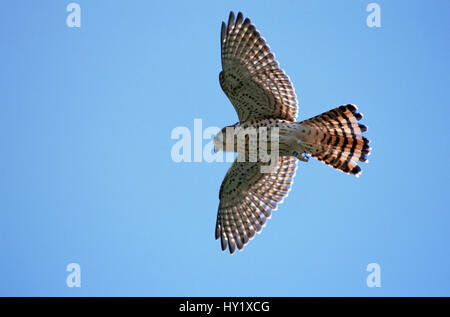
<box><xmin>298</xmin><ymin>104</ymin><xmax>371</xmax><ymax>176</ymax></box>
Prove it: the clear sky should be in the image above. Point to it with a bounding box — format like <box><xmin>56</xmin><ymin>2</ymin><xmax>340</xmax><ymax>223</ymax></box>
<box><xmin>1</xmin><ymin>0</ymin><xmax>449</xmax><ymax>296</ymax></box>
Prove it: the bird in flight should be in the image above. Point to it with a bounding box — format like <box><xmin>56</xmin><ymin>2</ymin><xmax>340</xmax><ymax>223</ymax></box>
<box><xmin>214</xmin><ymin>11</ymin><xmax>371</xmax><ymax>254</ymax></box>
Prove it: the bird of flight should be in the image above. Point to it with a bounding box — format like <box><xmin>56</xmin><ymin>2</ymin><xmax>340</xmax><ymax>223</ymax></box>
<box><xmin>214</xmin><ymin>11</ymin><xmax>371</xmax><ymax>254</ymax></box>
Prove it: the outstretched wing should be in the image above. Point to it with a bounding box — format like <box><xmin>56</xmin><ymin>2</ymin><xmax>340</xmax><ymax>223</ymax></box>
<box><xmin>215</xmin><ymin>156</ymin><xmax>298</xmax><ymax>253</ymax></box>
<box><xmin>220</xmin><ymin>11</ymin><xmax>298</xmax><ymax>122</ymax></box>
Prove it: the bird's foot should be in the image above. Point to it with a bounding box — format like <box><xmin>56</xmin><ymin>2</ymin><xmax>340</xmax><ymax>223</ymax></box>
<box><xmin>293</xmin><ymin>151</ymin><xmax>309</xmax><ymax>162</ymax></box>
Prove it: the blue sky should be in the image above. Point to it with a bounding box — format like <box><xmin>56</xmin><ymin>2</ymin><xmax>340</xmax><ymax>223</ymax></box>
<box><xmin>1</xmin><ymin>0</ymin><xmax>449</xmax><ymax>296</ymax></box>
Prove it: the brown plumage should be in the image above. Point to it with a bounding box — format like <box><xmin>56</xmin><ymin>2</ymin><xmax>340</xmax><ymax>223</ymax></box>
<box><xmin>299</xmin><ymin>104</ymin><xmax>370</xmax><ymax>176</ymax></box>
<box><xmin>214</xmin><ymin>12</ymin><xmax>371</xmax><ymax>254</ymax></box>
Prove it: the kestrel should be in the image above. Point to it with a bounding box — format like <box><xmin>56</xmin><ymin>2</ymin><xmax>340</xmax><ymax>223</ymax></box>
<box><xmin>214</xmin><ymin>12</ymin><xmax>371</xmax><ymax>254</ymax></box>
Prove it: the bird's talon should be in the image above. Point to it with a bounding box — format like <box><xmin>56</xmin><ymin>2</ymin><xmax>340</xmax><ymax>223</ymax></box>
<box><xmin>293</xmin><ymin>151</ymin><xmax>309</xmax><ymax>162</ymax></box>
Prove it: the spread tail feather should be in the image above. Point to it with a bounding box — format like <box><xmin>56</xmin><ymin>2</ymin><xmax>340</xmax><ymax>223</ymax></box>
<box><xmin>299</xmin><ymin>104</ymin><xmax>371</xmax><ymax>176</ymax></box>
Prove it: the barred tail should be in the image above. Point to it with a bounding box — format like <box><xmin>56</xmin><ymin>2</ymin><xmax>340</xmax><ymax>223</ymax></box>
<box><xmin>299</xmin><ymin>104</ymin><xmax>371</xmax><ymax>176</ymax></box>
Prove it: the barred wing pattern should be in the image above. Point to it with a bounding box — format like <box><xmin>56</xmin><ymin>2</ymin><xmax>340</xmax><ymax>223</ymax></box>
<box><xmin>220</xmin><ymin>11</ymin><xmax>298</xmax><ymax>122</ymax></box>
<box><xmin>216</xmin><ymin>156</ymin><xmax>298</xmax><ymax>254</ymax></box>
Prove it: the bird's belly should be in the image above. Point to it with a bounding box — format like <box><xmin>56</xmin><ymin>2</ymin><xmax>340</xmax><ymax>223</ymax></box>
<box><xmin>234</xmin><ymin>119</ymin><xmax>299</xmax><ymax>158</ymax></box>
